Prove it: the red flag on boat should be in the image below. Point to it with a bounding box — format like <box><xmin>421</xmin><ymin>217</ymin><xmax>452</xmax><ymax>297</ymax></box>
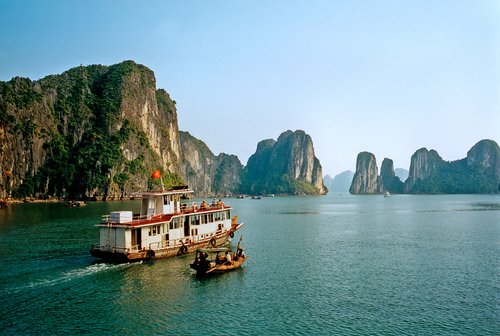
<box><xmin>151</xmin><ymin>170</ymin><xmax>161</xmax><ymax>179</ymax></box>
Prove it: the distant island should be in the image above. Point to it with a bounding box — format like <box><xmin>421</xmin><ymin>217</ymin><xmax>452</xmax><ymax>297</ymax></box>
<box><xmin>349</xmin><ymin>139</ymin><xmax>500</xmax><ymax>194</ymax></box>
<box><xmin>324</xmin><ymin>171</ymin><xmax>354</xmax><ymax>193</ymax></box>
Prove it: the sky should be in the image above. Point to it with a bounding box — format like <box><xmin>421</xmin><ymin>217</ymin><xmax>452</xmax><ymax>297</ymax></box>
<box><xmin>1</xmin><ymin>1</ymin><xmax>499</xmax><ymax>176</ymax></box>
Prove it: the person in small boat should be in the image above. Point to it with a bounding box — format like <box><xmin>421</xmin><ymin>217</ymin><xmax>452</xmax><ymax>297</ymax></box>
<box><xmin>216</xmin><ymin>253</ymin><xmax>224</xmax><ymax>265</ymax></box>
<box><xmin>199</xmin><ymin>252</ymin><xmax>210</xmax><ymax>270</ymax></box>
<box><xmin>237</xmin><ymin>237</ymin><xmax>244</xmax><ymax>257</ymax></box>
<box><xmin>225</xmin><ymin>251</ymin><xmax>232</xmax><ymax>265</ymax></box>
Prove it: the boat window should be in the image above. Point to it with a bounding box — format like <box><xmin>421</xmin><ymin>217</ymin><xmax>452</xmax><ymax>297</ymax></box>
<box><xmin>190</xmin><ymin>215</ymin><xmax>200</xmax><ymax>226</ymax></box>
<box><xmin>163</xmin><ymin>195</ymin><xmax>170</xmax><ymax>205</ymax></box>
<box><xmin>225</xmin><ymin>210</ymin><xmax>230</xmax><ymax>220</ymax></box>
<box><xmin>149</xmin><ymin>226</ymin><xmax>158</xmax><ymax>236</ymax></box>
<box><xmin>208</xmin><ymin>213</ymin><xmax>214</xmax><ymax>223</ymax></box>
<box><xmin>170</xmin><ymin>217</ymin><xmax>181</xmax><ymax>230</ymax></box>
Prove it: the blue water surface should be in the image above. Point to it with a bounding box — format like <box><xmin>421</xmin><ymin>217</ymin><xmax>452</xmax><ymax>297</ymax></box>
<box><xmin>0</xmin><ymin>194</ymin><xmax>498</xmax><ymax>335</ymax></box>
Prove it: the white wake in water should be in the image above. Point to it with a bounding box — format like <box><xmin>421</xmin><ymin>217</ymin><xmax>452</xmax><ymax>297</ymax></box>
<box><xmin>3</xmin><ymin>261</ymin><xmax>141</xmax><ymax>295</ymax></box>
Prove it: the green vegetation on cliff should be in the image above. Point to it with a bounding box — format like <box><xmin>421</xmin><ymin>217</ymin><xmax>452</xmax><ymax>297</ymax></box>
<box><xmin>1</xmin><ymin>61</ymin><xmax>183</xmax><ymax>200</ymax></box>
<box><xmin>240</xmin><ymin>131</ymin><xmax>326</xmax><ymax>195</ymax></box>
<box><xmin>411</xmin><ymin>159</ymin><xmax>498</xmax><ymax>194</ymax></box>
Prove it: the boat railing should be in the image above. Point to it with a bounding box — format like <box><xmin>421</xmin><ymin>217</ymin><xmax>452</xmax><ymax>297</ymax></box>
<box><xmin>100</xmin><ymin>205</ymin><xmax>231</xmax><ymax>224</ymax></box>
<box><xmin>100</xmin><ymin>213</ymin><xmax>156</xmax><ymax>224</ymax></box>
<box><xmin>93</xmin><ymin>228</ymin><xmax>232</xmax><ymax>254</ymax></box>
<box><xmin>142</xmin><ymin>230</ymin><xmax>231</xmax><ymax>251</ymax></box>
<box><xmin>179</xmin><ymin>203</ymin><xmax>228</xmax><ymax>215</ymax></box>
<box><xmin>91</xmin><ymin>244</ymin><xmax>129</xmax><ymax>253</ymax></box>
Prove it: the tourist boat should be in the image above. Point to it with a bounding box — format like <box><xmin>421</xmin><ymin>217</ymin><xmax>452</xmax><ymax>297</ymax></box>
<box><xmin>90</xmin><ymin>186</ymin><xmax>243</xmax><ymax>262</ymax></box>
<box><xmin>190</xmin><ymin>247</ymin><xmax>247</xmax><ymax>276</ymax></box>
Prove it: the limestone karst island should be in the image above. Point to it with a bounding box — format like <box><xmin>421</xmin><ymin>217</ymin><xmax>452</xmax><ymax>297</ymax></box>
<box><xmin>0</xmin><ymin>61</ymin><xmax>328</xmax><ymax>202</ymax></box>
<box><xmin>0</xmin><ymin>60</ymin><xmax>498</xmax><ymax>203</ymax></box>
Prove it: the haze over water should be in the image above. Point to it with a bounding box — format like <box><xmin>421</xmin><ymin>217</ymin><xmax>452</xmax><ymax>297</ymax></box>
<box><xmin>1</xmin><ymin>194</ymin><xmax>498</xmax><ymax>335</ymax></box>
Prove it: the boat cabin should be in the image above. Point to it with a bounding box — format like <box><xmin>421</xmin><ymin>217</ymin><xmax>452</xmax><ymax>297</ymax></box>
<box><xmin>92</xmin><ymin>186</ymin><xmax>240</xmax><ymax>261</ymax></box>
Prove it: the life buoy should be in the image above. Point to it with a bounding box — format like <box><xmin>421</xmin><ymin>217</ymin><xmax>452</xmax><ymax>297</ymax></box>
<box><xmin>180</xmin><ymin>245</ymin><xmax>188</xmax><ymax>254</ymax></box>
<box><xmin>210</xmin><ymin>237</ymin><xmax>216</xmax><ymax>247</ymax></box>
<box><xmin>146</xmin><ymin>250</ymin><xmax>155</xmax><ymax>259</ymax></box>
<box><xmin>229</xmin><ymin>231</ymin><xmax>234</xmax><ymax>238</ymax></box>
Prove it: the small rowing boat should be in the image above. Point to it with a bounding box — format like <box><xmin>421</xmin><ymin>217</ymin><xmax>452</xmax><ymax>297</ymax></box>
<box><xmin>190</xmin><ymin>239</ymin><xmax>247</xmax><ymax>276</ymax></box>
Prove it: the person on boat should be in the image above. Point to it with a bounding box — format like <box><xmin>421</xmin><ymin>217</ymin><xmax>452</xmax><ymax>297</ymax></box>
<box><xmin>225</xmin><ymin>251</ymin><xmax>232</xmax><ymax>265</ymax></box>
<box><xmin>215</xmin><ymin>253</ymin><xmax>223</xmax><ymax>265</ymax></box>
<box><xmin>197</xmin><ymin>252</ymin><xmax>210</xmax><ymax>271</ymax></box>
<box><xmin>211</xmin><ymin>199</ymin><xmax>217</xmax><ymax>207</ymax></box>
<box><xmin>200</xmin><ymin>200</ymin><xmax>208</xmax><ymax>210</ymax></box>
<box><xmin>217</xmin><ymin>199</ymin><xmax>224</xmax><ymax>208</ymax></box>
<box><xmin>237</xmin><ymin>236</ymin><xmax>244</xmax><ymax>257</ymax></box>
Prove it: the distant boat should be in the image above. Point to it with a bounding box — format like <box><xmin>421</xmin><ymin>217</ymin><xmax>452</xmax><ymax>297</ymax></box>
<box><xmin>384</xmin><ymin>191</ymin><xmax>391</xmax><ymax>197</ymax></box>
<box><xmin>251</xmin><ymin>195</ymin><xmax>261</xmax><ymax>200</ymax></box>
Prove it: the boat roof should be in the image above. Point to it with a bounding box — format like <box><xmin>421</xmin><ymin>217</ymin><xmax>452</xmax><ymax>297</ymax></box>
<box><xmin>197</xmin><ymin>247</ymin><xmax>231</xmax><ymax>253</ymax></box>
<box><xmin>141</xmin><ymin>186</ymin><xmax>193</xmax><ymax>197</ymax></box>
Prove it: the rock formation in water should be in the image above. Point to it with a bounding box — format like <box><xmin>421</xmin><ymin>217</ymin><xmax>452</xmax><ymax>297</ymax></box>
<box><xmin>403</xmin><ymin>148</ymin><xmax>444</xmax><ymax>192</ymax></box>
<box><xmin>0</xmin><ymin>61</ymin><xmax>183</xmax><ymax>200</ymax></box>
<box><xmin>350</xmin><ymin>140</ymin><xmax>500</xmax><ymax>195</ymax></box>
<box><xmin>241</xmin><ymin>130</ymin><xmax>327</xmax><ymax>195</ymax></box>
<box><xmin>180</xmin><ymin>131</ymin><xmax>242</xmax><ymax>196</ymax></box>
<box><xmin>403</xmin><ymin>140</ymin><xmax>500</xmax><ymax>193</ymax></box>
<box><xmin>349</xmin><ymin>152</ymin><xmax>380</xmax><ymax>194</ymax></box>
<box><xmin>467</xmin><ymin>139</ymin><xmax>500</xmax><ymax>183</ymax></box>
<box><xmin>379</xmin><ymin>158</ymin><xmax>404</xmax><ymax>193</ymax></box>
<box><xmin>325</xmin><ymin>171</ymin><xmax>354</xmax><ymax>193</ymax></box>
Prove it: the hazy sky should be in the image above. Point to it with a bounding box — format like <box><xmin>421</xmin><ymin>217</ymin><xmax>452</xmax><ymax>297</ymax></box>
<box><xmin>1</xmin><ymin>1</ymin><xmax>499</xmax><ymax>176</ymax></box>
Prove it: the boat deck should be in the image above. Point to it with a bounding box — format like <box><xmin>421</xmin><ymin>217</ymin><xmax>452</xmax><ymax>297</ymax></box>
<box><xmin>99</xmin><ymin>205</ymin><xmax>231</xmax><ymax>227</ymax></box>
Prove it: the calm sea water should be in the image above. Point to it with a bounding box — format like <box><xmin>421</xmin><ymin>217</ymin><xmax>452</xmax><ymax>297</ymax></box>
<box><xmin>0</xmin><ymin>194</ymin><xmax>498</xmax><ymax>335</ymax></box>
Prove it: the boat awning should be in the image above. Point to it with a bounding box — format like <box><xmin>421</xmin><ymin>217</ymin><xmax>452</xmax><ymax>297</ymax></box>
<box><xmin>197</xmin><ymin>247</ymin><xmax>230</xmax><ymax>253</ymax></box>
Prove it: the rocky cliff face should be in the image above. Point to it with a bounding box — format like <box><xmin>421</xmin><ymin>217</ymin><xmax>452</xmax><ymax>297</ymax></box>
<box><xmin>180</xmin><ymin>131</ymin><xmax>242</xmax><ymax>195</ymax></box>
<box><xmin>467</xmin><ymin>139</ymin><xmax>500</xmax><ymax>183</ymax></box>
<box><xmin>0</xmin><ymin>61</ymin><xmax>183</xmax><ymax>199</ymax></box>
<box><xmin>349</xmin><ymin>152</ymin><xmax>380</xmax><ymax>194</ymax></box>
<box><xmin>351</xmin><ymin>140</ymin><xmax>500</xmax><ymax>195</ymax></box>
<box><xmin>241</xmin><ymin>130</ymin><xmax>327</xmax><ymax>195</ymax></box>
<box><xmin>212</xmin><ymin>153</ymin><xmax>243</xmax><ymax>195</ymax></box>
<box><xmin>403</xmin><ymin>148</ymin><xmax>444</xmax><ymax>193</ymax></box>
<box><xmin>403</xmin><ymin>140</ymin><xmax>500</xmax><ymax>193</ymax></box>
<box><xmin>379</xmin><ymin>158</ymin><xmax>403</xmax><ymax>193</ymax></box>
